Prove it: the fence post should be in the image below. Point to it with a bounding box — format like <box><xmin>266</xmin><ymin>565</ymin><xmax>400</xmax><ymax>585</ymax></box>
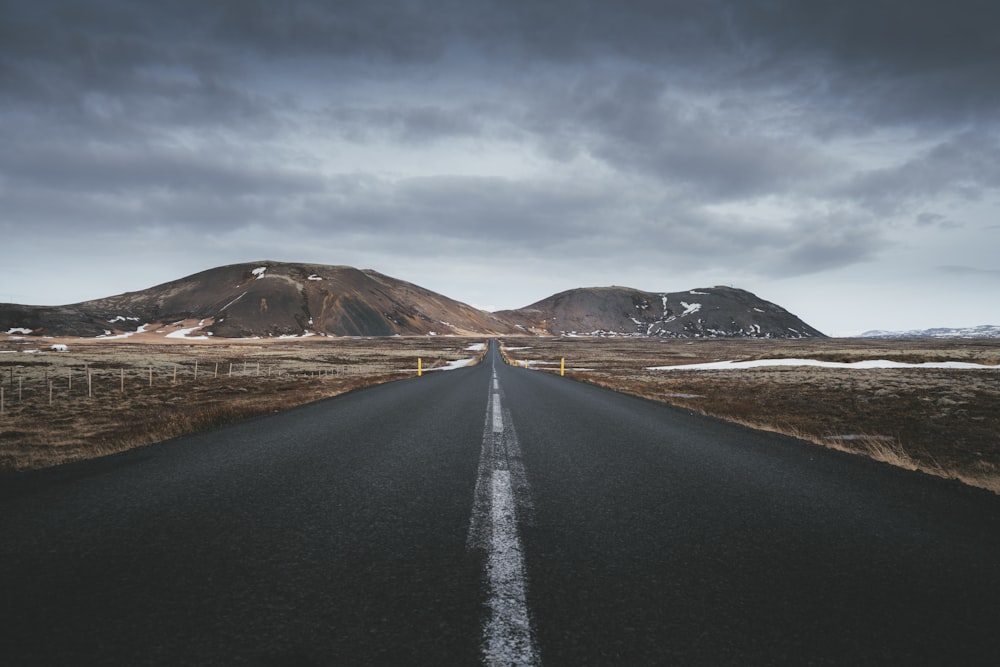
<box><xmin>194</xmin><ymin>360</ymin><xmax>199</xmax><ymax>380</ymax></box>
<box><xmin>120</xmin><ymin>368</ymin><xmax>125</xmax><ymax>393</ymax></box>
<box><xmin>49</xmin><ymin>381</ymin><xmax>53</xmax><ymax>405</ymax></box>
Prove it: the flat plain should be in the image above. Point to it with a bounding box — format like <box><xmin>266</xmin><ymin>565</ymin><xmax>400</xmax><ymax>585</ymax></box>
<box><xmin>0</xmin><ymin>335</ymin><xmax>486</xmax><ymax>471</ymax></box>
<box><xmin>3</xmin><ymin>335</ymin><xmax>998</xmax><ymax>494</ymax></box>
<box><xmin>500</xmin><ymin>336</ymin><xmax>1000</xmax><ymax>493</ymax></box>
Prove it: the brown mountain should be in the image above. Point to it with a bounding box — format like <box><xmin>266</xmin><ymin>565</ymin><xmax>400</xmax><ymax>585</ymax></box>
<box><xmin>0</xmin><ymin>262</ymin><xmax>519</xmax><ymax>338</ymax></box>
<box><xmin>498</xmin><ymin>285</ymin><xmax>825</xmax><ymax>338</ymax></box>
<box><xmin>0</xmin><ymin>264</ymin><xmax>824</xmax><ymax>339</ymax></box>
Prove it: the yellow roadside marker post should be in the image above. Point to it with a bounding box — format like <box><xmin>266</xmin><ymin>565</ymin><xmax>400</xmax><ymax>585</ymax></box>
<box><xmin>561</xmin><ymin>358</ymin><xmax>565</xmax><ymax>377</ymax></box>
<box><xmin>418</xmin><ymin>358</ymin><xmax>422</xmax><ymax>377</ymax></box>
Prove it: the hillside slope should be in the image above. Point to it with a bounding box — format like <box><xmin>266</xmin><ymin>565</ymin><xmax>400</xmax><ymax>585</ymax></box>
<box><xmin>0</xmin><ymin>265</ymin><xmax>824</xmax><ymax>339</ymax></box>
<box><xmin>499</xmin><ymin>286</ymin><xmax>825</xmax><ymax>338</ymax></box>
<box><xmin>0</xmin><ymin>262</ymin><xmax>519</xmax><ymax>338</ymax></box>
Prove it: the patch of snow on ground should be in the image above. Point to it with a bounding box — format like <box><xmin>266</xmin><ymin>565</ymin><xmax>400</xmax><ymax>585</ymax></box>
<box><xmin>166</xmin><ymin>327</ymin><xmax>209</xmax><ymax>340</ymax></box>
<box><xmin>6</xmin><ymin>328</ymin><xmax>32</xmax><ymax>335</ymax></box>
<box><xmin>252</xmin><ymin>266</ymin><xmax>267</xmax><ymax>279</ymax></box>
<box><xmin>94</xmin><ymin>323</ymin><xmax>152</xmax><ymax>340</ymax></box>
<box><xmin>307</xmin><ymin>274</ymin><xmax>323</xmax><ymax>281</ymax></box>
<box><xmin>504</xmin><ymin>347</ymin><xmax>532</xmax><ymax>351</ymax></box>
<box><xmin>419</xmin><ymin>356</ymin><xmax>478</xmax><ymax>372</ymax></box>
<box><xmin>649</xmin><ymin>359</ymin><xmax>998</xmax><ymax>371</ymax></box>
<box><xmin>466</xmin><ymin>343</ymin><xmax>487</xmax><ymax>351</ymax></box>
<box><xmin>689</xmin><ymin>290</ymin><xmax>709</xmax><ymax>295</ymax></box>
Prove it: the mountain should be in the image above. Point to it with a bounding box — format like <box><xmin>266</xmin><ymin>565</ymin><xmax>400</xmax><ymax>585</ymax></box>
<box><xmin>0</xmin><ymin>262</ymin><xmax>519</xmax><ymax>338</ymax></box>
<box><xmin>0</xmin><ymin>263</ymin><xmax>824</xmax><ymax>339</ymax></box>
<box><xmin>859</xmin><ymin>325</ymin><xmax>1000</xmax><ymax>339</ymax></box>
<box><xmin>497</xmin><ymin>285</ymin><xmax>825</xmax><ymax>338</ymax></box>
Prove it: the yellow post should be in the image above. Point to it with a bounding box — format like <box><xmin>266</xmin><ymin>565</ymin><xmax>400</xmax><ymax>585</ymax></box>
<box><xmin>561</xmin><ymin>357</ymin><xmax>565</xmax><ymax>377</ymax></box>
<box><xmin>418</xmin><ymin>358</ymin><xmax>422</xmax><ymax>377</ymax></box>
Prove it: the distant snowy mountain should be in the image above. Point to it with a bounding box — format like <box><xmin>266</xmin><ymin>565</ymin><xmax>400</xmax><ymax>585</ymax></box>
<box><xmin>497</xmin><ymin>286</ymin><xmax>825</xmax><ymax>338</ymax></box>
<box><xmin>859</xmin><ymin>325</ymin><xmax>1000</xmax><ymax>339</ymax></box>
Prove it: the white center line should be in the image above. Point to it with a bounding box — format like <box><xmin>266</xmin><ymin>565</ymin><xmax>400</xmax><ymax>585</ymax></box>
<box><xmin>469</xmin><ymin>369</ymin><xmax>539</xmax><ymax>666</ymax></box>
<box><xmin>492</xmin><ymin>394</ymin><xmax>504</xmax><ymax>433</ymax></box>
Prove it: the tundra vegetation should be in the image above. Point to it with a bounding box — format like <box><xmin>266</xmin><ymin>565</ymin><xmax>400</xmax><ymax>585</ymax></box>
<box><xmin>2</xmin><ymin>335</ymin><xmax>998</xmax><ymax>495</ymax></box>
<box><xmin>501</xmin><ymin>337</ymin><xmax>1000</xmax><ymax>494</ymax></box>
<box><xmin>0</xmin><ymin>337</ymin><xmax>486</xmax><ymax>471</ymax></box>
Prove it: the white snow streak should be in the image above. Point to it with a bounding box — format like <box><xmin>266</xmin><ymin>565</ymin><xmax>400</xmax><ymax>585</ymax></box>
<box><xmin>219</xmin><ymin>291</ymin><xmax>248</xmax><ymax>312</ymax></box>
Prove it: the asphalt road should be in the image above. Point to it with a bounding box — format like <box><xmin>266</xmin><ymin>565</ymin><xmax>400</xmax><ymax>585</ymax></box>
<box><xmin>3</xmin><ymin>341</ymin><xmax>1000</xmax><ymax>665</ymax></box>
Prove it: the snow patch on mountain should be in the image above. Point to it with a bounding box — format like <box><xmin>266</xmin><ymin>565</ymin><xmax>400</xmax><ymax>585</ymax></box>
<box><xmin>680</xmin><ymin>302</ymin><xmax>702</xmax><ymax>316</ymax></box>
<box><xmin>859</xmin><ymin>325</ymin><xmax>1000</xmax><ymax>339</ymax></box>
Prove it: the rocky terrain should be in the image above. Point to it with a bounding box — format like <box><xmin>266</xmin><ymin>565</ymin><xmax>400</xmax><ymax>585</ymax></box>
<box><xmin>0</xmin><ymin>262</ymin><xmax>520</xmax><ymax>338</ymax></box>
<box><xmin>497</xmin><ymin>285</ymin><xmax>824</xmax><ymax>338</ymax></box>
<box><xmin>1</xmin><ymin>262</ymin><xmax>823</xmax><ymax>339</ymax></box>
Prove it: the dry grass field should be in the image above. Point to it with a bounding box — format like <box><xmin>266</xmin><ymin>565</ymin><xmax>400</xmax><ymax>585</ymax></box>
<box><xmin>0</xmin><ymin>336</ymin><xmax>487</xmax><ymax>472</ymax></box>
<box><xmin>4</xmin><ymin>334</ymin><xmax>999</xmax><ymax>495</ymax></box>
<box><xmin>500</xmin><ymin>337</ymin><xmax>1000</xmax><ymax>493</ymax></box>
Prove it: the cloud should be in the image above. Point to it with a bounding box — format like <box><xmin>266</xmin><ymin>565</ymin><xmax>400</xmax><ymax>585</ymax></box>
<box><xmin>938</xmin><ymin>265</ymin><xmax>1000</xmax><ymax>278</ymax></box>
<box><xmin>2</xmin><ymin>0</ymin><xmax>999</xmax><ymax>332</ymax></box>
<box><xmin>830</xmin><ymin>131</ymin><xmax>1000</xmax><ymax>216</ymax></box>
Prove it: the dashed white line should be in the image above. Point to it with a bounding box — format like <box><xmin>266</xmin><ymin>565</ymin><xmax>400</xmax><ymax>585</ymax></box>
<box><xmin>469</xmin><ymin>368</ymin><xmax>539</xmax><ymax>666</ymax></box>
<box><xmin>492</xmin><ymin>394</ymin><xmax>504</xmax><ymax>433</ymax></box>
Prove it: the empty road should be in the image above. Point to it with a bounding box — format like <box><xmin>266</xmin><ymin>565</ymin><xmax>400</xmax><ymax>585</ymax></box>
<box><xmin>2</xmin><ymin>341</ymin><xmax>999</xmax><ymax>665</ymax></box>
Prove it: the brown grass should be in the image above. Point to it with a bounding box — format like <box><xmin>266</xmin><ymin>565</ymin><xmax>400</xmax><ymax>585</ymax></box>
<box><xmin>0</xmin><ymin>337</ymin><xmax>487</xmax><ymax>471</ymax></box>
<box><xmin>499</xmin><ymin>337</ymin><xmax>1000</xmax><ymax>494</ymax></box>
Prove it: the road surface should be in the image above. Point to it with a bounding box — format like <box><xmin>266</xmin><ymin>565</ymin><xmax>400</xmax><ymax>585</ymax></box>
<box><xmin>2</xmin><ymin>341</ymin><xmax>999</xmax><ymax>665</ymax></box>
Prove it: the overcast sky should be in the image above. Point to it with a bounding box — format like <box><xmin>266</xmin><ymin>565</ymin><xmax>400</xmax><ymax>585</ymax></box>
<box><xmin>2</xmin><ymin>1</ymin><xmax>998</xmax><ymax>335</ymax></box>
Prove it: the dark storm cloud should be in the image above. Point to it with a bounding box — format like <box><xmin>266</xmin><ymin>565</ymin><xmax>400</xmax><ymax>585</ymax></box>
<box><xmin>521</xmin><ymin>72</ymin><xmax>833</xmax><ymax>200</ymax></box>
<box><xmin>939</xmin><ymin>265</ymin><xmax>1000</xmax><ymax>277</ymax></box>
<box><xmin>323</xmin><ymin>104</ymin><xmax>488</xmax><ymax>144</ymax></box>
<box><xmin>2</xmin><ymin>0</ymin><xmax>999</xmax><ymax>321</ymax></box>
<box><xmin>835</xmin><ymin>131</ymin><xmax>1000</xmax><ymax>215</ymax></box>
<box><xmin>727</xmin><ymin>1</ymin><xmax>1000</xmax><ymax>120</ymax></box>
